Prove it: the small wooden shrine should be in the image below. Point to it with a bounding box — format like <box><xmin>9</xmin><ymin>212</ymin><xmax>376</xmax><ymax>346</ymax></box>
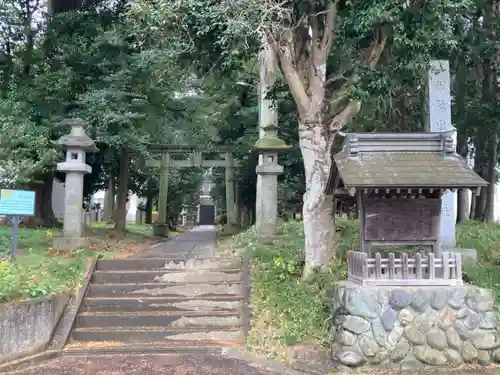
<box><xmin>327</xmin><ymin>132</ymin><xmax>487</xmax><ymax>286</ymax></box>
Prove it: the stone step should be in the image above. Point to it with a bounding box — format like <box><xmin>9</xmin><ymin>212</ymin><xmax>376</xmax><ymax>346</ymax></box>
<box><xmin>82</xmin><ymin>296</ymin><xmax>244</xmax><ymax>313</ymax></box>
<box><xmin>96</xmin><ymin>258</ymin><xmax>241</xmax><ymax>271</ymax></box>
<box><xmin>75</xmin><ymin>311</ymin><xmax>241</xmax><ymax>329</ymax></box>
<box><xmin>71</xmin><ymin>327</ymin><xmax>244</xmax><ymax>343</ymax></box>
<box><xmin>91</xmin><ymin>269</ymin><xmax>242</xmax><ymax>284</ymax></box>
<box><xmin>62</xmin><ymin>341</ymin><xmax>226</xmax><ymax>355</ymax></box>
<box><xmin>87</xmin><ymin>282</ymin><xmax>243</xmax><ymax>298</ymax></box>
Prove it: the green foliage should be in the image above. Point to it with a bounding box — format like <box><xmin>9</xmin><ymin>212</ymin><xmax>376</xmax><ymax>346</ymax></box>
<box><xmin>0</xmin><ymin>0</ymin><xmax>216</xmax><ymax>205</ymax></box>
<box><xmin>132</xmin><ymin>0</ymin><xmax>499</xmax><ymax>221</ymax></box>
<box><xmin>232</xmin><ymin>218</ymin><xmax>500</xmax><ymax>354</ymax></box>
<box><xmin>457</xmin><ymin>221</ymin><xmax>500</xmax><ymax>308</ymax></box>
<box><xmin>0</xmin><ymin>255</ymin><xmax>84</xmax><ymax>302</ymax></box>
<box><xmin>0</xmin><ymin>227</ymin><xmax>85</xmax><ymax>303</ymax></box>
<box><xmin>0</xmin><ymin>98</ymin><xmax>59</xmax><ymax>188</ymax></box>
<box><xmin>457</xmin><ymin>220</ymin><xmax>500</xmax><ymax>263</ymax></box>
<box><xmin>233</xmin><ymin>221</ymin><xmax>347</xmax><ymax>350</ymax></box>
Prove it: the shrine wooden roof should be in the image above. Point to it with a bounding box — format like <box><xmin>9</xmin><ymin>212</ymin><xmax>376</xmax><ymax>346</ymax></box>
<box><xmin>328</xmin><ymin>132</ymin><xmax>487</xmax><ymax>194</ymax></box>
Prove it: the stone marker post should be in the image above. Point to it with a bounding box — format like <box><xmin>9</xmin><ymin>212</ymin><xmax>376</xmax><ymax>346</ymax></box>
<box><xmin>428</xmin><ymin>60</ymin><xmax>456</xmax><ymax>248</ymax></box>
<box><xmin>224</xmin><ymin>152</ymin><xmax>238</xmax><ymax>232</ymax></box>
<box><xmin>53</xmin><ymin>119</ymin><xmax>98</xmax><ymax>250</ymax></box>
<box><xmin>135</xmin><ymin>209</ymin><xmax>144</xmax><ymax>224</ymax></box>
<box><xmin>255</xmin><ymin>124</ymin><xmax>291</xmax><ymax>236</ymax></box>
<box><xmin>154</xmin><ymin>152</ymin><xmax>169</xmax><ymax>237</ymax></box>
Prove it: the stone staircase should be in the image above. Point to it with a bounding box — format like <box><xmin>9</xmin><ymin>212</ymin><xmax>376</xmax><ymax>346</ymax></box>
<box><xmin>63</xmin><ymin>257</ymin><xmax>247</xmax><ymax>355</ymax></box>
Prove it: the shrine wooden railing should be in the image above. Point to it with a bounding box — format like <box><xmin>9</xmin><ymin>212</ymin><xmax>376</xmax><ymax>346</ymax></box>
<box><xmin>347</xmin><ymin>251</ymin><xmax>463</xmax><ymax>286</ymax></box>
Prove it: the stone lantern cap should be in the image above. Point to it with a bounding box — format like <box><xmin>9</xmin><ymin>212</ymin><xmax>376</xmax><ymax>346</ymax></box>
<box><xmin>253</xmin><ymin>135</ymin><xmax>292</xmax><ymax>152</ymax></box>
<box><xmin>53</xmin><ymin>118</ymin><xmax>99</xmax><ymax>153</ymax></box>
<box><xmin>253</xmin><ymin>123</ymin><xmax>292</xmax><ymax>152</ymax></box>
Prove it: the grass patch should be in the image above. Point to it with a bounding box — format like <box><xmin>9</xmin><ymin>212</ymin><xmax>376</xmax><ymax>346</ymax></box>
<box><xmin>232</xmin><ymin>221</ymin><xmax>347</xmax><ymax>359</ymax></box>
<box><xmin>0</xmin><ymin>226</ymin><xmax>85</xmax><ymax>303</ymax></box>
<box><xmin>457</xmin><ymin>220</ymin><xmax>500</xmax><ymax>307</ymax></box>
<box><xmin>0</xmin><ymin>220</ymin><xmax>175</xmax><ymax>303</ymax></box>
<box><xmin>231</xmin><ymin>218</ymin><xmax>500</xmax><ymax>358</ymax></box>
<box><xmin>88</xmin><ymin>221</ymin><xmax>181</xmax><ymax>239</ymax></box>
<box><xmin>457</xmin><ymin>220</ymin><xmax>500</xmax><ymax>263</ymax></box>
<box><xmin>85</xmin><ymin>222</ymin><xmax>179</xmax><ymax>259</ymax></box>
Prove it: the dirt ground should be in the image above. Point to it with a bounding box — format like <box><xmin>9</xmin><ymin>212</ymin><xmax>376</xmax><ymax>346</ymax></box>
<box><xmin>10</xmin><ymin>354</ymin><xmax>282</xmax><ymax>375</ymax></box>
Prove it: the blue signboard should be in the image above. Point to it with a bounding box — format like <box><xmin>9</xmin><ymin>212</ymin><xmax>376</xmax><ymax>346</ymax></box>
<box><xmin>0</xmin><ymin>189</ymin><xmax>35</xmax><ymax>216</ymax></box>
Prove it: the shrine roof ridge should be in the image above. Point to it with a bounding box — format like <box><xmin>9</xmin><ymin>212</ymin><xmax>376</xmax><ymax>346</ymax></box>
<box><xmin>340</xmin><ymin>131</ymin><xmax>454</xmax><ymax>155</ymax></box>
<box><xmin>328</xmin><ymin>131</ymin><xmax>487</xmax><ymax>193</ymax></box>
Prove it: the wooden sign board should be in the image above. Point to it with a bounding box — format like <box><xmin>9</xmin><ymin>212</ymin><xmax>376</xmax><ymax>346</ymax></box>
<box><xmin>364</xmin><ymin>198</ymin><xmax>440</xmax><ymax>241</ymax></box>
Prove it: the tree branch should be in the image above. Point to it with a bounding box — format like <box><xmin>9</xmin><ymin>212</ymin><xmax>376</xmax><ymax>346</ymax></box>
<box><xmin>363</xmin><ymin>26</ymin><xmax>389</xmax><ymax>69</ymax></box>
<box><xmin>320</xmin><ymin>1</ymin><xmax>338</xmax><ymax>54</ymax></box>
<box><xmin>266</xmin><ymin>28</ymin><xmax>311</xmax><ymax>113</ymax></box>
<box><xmin>324</xmin><ymin>74</ymin><xmax>348</xmax><ymax>88</ymax></box>
<box><xmin>308</xmin><ymin>0</ymin><xmax>320</xmax><ymax>43</ymax></box>
<box><xmin>329</xmin><ymin>100</ymin><xmax>361</xmax><ymax>133</ymax></box>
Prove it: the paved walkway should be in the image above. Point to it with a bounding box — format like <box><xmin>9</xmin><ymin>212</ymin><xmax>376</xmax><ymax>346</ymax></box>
<box><xmin>14</xmin><ymin>354</ymin><xmax>281</xmax><ymax>375</ymax></box>
<box><xmin>137</xmin><ymin>225</ymin><xmax>216</xmax><ymax>259</ymax></box>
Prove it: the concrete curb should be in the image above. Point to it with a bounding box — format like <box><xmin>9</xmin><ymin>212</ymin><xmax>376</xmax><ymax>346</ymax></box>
<box><xmin>0</xmin><ymin>256</ymin><xmax>98</xmax><ymax>374</ymax></box>
<box><xmin>48</xmin><ymin>256</ymin><xmax>98</xmax><ymax>351</ymax></box>
<box><xmin>0</xmin><ymin>350</ymin><xmax>59</xmax><ymax>374</ymax></box>
<box><xmin>240</xmin><ymin>253</ymin><xmax>252</xmax><ymax>338</ymax></box>
<box><xmin>221</xmin><ymin>348</ymin><xmax>312</xmax><ymax>375</ymax></box>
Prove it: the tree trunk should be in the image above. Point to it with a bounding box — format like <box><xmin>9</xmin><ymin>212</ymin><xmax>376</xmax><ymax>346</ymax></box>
<box><xmin>299</xmin><ymin>119</ymin><xmax>335</xmax><ymax>277</ymax></box>
<box><xmin>470</xmin><ymin>191</ymin><xmax>476</xmax><ymax>219</ymax></box>
<box><xmin>234</xmin><ymin>183</ymin><xmax>241</xmax><ymax>228</ymax></box>
<box><xmin>484</xmin><ymin>133</ymin><xmax>498</xmax><ymax>221</ymax></box>
<box><xmin>103</xmin><ymin>175</ymin><xmax>115</xmax><ymax>222</ymax></box>
<box><xmin>457</xmin><ymin>190</ymin><xmax>469</xmax><ymax>224</ymax></box>
<box><xmin>145</xmin><ymin>186</ymin><xmax>153</xmax><ymax>225</ymax></box>
<box><xmin>475</xmin><ymin>0</ymin><xmax>497</xmax><ymax>221</ymax></box>
<box><xmin>30</xmin><ymin>174</ymin><xmax>57</xmax><ymax>227</ymax></box>
<box><xmin>456</xmin><ymin>130</ymin><xmax>469</xmax><ymax>223</ymax></box>
<box><xmin>473</xmin><ymin>137</ymin><xmax>487</xmax><ymax>220</ymax></box>
<box><xmin>114</xmin><ymin>147</ymin><xmax>129</xmax><ymax>234</ymax></box>
<box><xmin>480</xmin><ymin>0</ymin><xmax>497</xmax><ymax>222</ymax></box>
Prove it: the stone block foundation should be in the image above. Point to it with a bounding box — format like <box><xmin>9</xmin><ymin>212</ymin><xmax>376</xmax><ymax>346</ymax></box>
<box><xmin>331</xmin><ymin>281</ymin><xmax>500</xmax><ymax>370</ymax></box>
<box><xmin>0</xmin><ymin>294</ymin><xmax>69</xmax><ymax>362</ymax></box>
<box><xmin>153</xmin><ymin>223</ymin><xmax>169</xmax><ymax>237</ymax></box>
<box><xmin>52</xmin><ymin>236</ymin><xmax>89</xmax><ymax>251</ymax></box>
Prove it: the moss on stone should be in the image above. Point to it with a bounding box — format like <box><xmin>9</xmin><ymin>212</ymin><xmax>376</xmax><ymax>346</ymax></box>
<box><xmin>254</xmin><ymin>136</ymin><xmax>292</xmax><ymax>150</ymax></box>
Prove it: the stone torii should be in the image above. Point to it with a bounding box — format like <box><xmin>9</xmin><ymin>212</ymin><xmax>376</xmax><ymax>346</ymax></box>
<box><xmin>145</xmin><ymin>145</ymin><xmax>239</xmax><ymax>236</ymax></box>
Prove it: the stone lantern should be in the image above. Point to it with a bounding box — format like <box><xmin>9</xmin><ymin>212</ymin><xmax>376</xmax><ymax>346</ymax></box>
<box><xmin>180</xmin><ymin>205</ymin><xmax>188</xmax><ymax>227</ymax></box>
<box><xmin>254</xmin><ymin>124</ymin><xmax>291</xmax><ymax>236</ymax></box>
<box><xmin>52</xmin><ymin>119</ymin><xmax>98</xmax><ymax>250</ymax></box>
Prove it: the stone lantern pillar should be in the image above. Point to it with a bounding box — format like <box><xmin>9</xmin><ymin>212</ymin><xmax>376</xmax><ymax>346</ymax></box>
<box><xmin>255</xmin><ymin>125</ymin><xmax>291</xmax><ymax>237</ymax></box>
<box><xmin>52</xmin><ymin>119</ymin><xmax>98</xmax><ymax>250</ymax></box>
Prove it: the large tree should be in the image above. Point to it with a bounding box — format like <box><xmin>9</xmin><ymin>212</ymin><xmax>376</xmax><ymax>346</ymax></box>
<box><xmin>136</xmin><ymin>0</ymin><xmax>466</xmax><ymax>274</ymax></box>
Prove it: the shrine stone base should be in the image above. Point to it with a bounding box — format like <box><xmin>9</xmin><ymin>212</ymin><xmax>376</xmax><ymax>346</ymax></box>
<box><xmin>330</xmin><ymin>281</ymin><xmax>500</xmax><ymax>371</ymax></box>
<box><xmin>52</xmin><ymin>236</ymin><xmax>89</xmax><ymax>251</ymax></box>
<box><xmin>447</xmin><ymin>247</ymin><xmax>477</xmax><ymax>264</ymax></box>
<box><xmin>153</xmin><ymin>223</ymin><xmax>168</xmax><ymax>237</ymax></box>
<box><xmin>223</xmin><ymin>224</ymin><xmax>239</xmax><ymax>234</ymax></box>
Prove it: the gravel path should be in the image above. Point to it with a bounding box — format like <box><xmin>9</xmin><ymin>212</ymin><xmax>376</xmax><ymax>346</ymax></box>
<box><xmin>12</xmin><ymin>354</ymin><xmax>281</xmax><ymax>375</ymax></box>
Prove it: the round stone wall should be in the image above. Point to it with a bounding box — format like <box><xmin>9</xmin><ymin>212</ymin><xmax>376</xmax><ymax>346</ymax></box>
<box><xmin>331</xmin><ymin>281</ymin><xmax>500</xmax><ymax>370</ymax></box>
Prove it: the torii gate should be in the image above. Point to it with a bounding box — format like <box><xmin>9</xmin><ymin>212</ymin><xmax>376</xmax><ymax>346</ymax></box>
<box><xmin>145</xmin><ymin>145</ymin><xmax>239</xmax><ymax>237</ymax></box>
